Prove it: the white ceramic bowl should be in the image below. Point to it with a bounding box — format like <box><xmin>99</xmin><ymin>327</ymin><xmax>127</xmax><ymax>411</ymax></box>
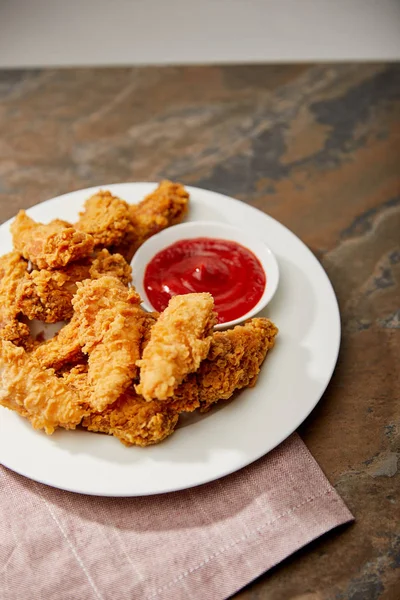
<box><xmin>131</xmin><ymin>221</ymin><xmax>279</xmax><ymax>330</ymax></box>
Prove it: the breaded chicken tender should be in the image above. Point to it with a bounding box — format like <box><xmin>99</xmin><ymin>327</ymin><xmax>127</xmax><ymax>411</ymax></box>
<box><xmin>75</xmin><ymin>190</ymin><xmax>135</xmax><ymax>248</ymax></box>
<box><xmin>32</xmin><ymin>318</ymin><xmax>83</xmax><ymax>371</ymax></box>
<box><xmin>0</xmin><ymin>340</ymin><xmax>88</xmax><ymax>434</ymax></box>
<box><xmin>0</xmin><ymin>251</ymin><xmax>31</xmax><ymax>347</ymax></box>
<box><xmin>35</xmin><ymin>276</ymin><xmax>150</xmax><ymax>412</ymax></box>
<box><xmin>11</xmin><ymin>211</ymin><xmax>94</xmax><ymax>269</ymax></box>
<box><xmin>113</xmin><ymin>180</ymin><xmax>189</xmax><ymax>260</ymax></box>
<box><xmin>16</xmin><ymin>249</ymin><xmax>132</xmax><ymax>323</ymax></box>
<box><xmin>197</xmin><ymin>318</ymin><xmax>278</xmax><ymax>411</ymax></box>
<box><xmin>89</xmin><ymin>248</ymin><xmax>132</xmax><ymax>283</ymax></box>
<box><xmin>166</xmin><ymin>318</ymin><xmax>277</xmax><ymax>413</ymax></box>
<box><xmin>136</xmin><ymin>293</ymin><xmax>216</xmax><ymax>401</ymax></box>
<box><xmin>166</xmin><ymin>374</ymin><xmax>200</xmax><ymax>413</ymax></box>
<box><xmin>130</xmin><ymin>180</ymin><xmax>189</xmax><ymax>244</ymax></box>
<box><xmin>81</xmin><ymin>389</ymin><xmax>179</xmax><ymax>447</ymax></box>
<box><xmin>17</xmin><ymin>262</ymin><xmax>91</xmax><ymax>324</ymax></box>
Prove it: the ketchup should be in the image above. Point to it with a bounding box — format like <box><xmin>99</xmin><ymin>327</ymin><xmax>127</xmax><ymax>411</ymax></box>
<box><xmin>144</xmin><ymin>237</ymin><xmax>266</xmax><ymax>324</ymax></box>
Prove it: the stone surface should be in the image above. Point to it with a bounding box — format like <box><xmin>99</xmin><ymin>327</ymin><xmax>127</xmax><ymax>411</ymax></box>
<box><xmin>0</xmin><ymin>64</ymin><xmax>399</xmax><ymax>599</ymax></box>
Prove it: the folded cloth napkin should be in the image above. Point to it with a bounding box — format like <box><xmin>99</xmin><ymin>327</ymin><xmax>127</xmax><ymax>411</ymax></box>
<box><xmin>0</xmin><ymin>433</ymin><xmax>353</xmax><ymax>600</ymax></box>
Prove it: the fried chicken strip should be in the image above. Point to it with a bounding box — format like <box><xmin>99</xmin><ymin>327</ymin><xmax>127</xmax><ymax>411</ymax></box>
<box><xmin>11</xmin><ymin>210</ymin><xmax>94</xmax><ymax>269</ymax></box>
<box><xmin>166</xmin><ymin>374</ymin><xmax>200</xmax><ymax>413</ymax></box>
<box><xmin>89</xmin><ymin>248</ymin><xmax>132</xmax><ymax>283</ymax></box>
<box><xmin>136</xmin><ymin>293</ymin><xmax>216</xmax><ymax>401</ymax></box>
<box><xmin>16</xmin><ymin>249</ymin><xmax>132</xmax><ymax>323</ymax></box>
<box><xmin>0</xmin><ymin>340</ymin><xmax>88</xmax><ymax>434</ymax></box>
<box><xmin>0</xmin><ymin>251</ymin><xmax>31</xmax><ymax>347</ymax></box>
<box><xmin>75</xmin><ymin>190</ymin><xmax>135</xmax><ymax>248</ymax></box>
<box><xmin>113</xmin><ymin>180</ymin><xmax>189</xmax><ymax>260</ymax></box>
<box><xmin>197</xmin><ymin>317</ymin><xmax>278</xmax><ymax>411</ymax></box>
<box><xmin>64</xmin><ymin>362</ymin><xmax>178</xmax><ymax>447</ymax></box>
<box><xmin>34</xmin><ymin>276</ymin><xmax>150</xmax><ymax>411</ymax></box>
<box><xmin>31</xmin><ymin>276</ymin><xmax>137</xmax><ymax>372</ymax></box>
<box><xmin>81</xmin><ymin>389</ymin><xmax>179</xmax><ymax>447</ymax></box>
<box><xmin>76</xmin><ymin>287</ymin><xmax>147</xmax><ymax>410</ymax></box>
<box><xmin>32</xmin><ymin>318</ymin><xmax>83</xmax><ymax>371</ymax></box>
<box><xmin>167</xmin><ymin>318</ymin><xmax>277</xmax><ymax>413</ymax></box>
<box><xmin>131</xmin><ymin>180</ymin><xmax>189</xmax><ymax>243</ymax></box>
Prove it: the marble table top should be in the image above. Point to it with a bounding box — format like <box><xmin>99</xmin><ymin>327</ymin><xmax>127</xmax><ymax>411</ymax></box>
<box><xmin>0</xmin><ymin>63</ymin><xmax>399</xmax><ymax>599</ymax></box>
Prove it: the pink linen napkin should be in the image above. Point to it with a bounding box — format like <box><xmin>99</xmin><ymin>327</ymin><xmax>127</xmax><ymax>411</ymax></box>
<box><xmin>0</xmin><ymin>433</ymin><xmax>353</xmax><ymax>600</ymax></box>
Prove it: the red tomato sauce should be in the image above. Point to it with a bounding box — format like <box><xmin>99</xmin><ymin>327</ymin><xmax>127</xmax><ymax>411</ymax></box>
<box><xmin>144</xmin><ymin>237</ymin><xmax>266</xmax><ymax>323</ymax></box>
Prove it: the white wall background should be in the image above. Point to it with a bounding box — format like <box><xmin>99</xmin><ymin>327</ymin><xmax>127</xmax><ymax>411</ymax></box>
<box><xmin>0</xmin><ymin>0</ymin><xmax>399</xmax><ymax>68</ymax></box>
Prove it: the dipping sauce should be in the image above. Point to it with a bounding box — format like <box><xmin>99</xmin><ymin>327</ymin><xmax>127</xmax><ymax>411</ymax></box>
<box><xmin>144</xmin><ymin>237</ymin><xmax>266</xmax><ymax>323</ymax></box>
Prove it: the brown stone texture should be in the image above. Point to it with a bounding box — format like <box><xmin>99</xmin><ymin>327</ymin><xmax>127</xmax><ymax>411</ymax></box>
<box><xmin>0</xmin><ymin>64</ymin><xmax>399</xmax><ymax>598</ymax></box>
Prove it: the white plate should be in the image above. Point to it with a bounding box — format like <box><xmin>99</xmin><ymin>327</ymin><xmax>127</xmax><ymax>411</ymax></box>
<box><xmin>0</xmin><ymin>183</ymin><xmax>340</xmax><ymax>496</ymax></box>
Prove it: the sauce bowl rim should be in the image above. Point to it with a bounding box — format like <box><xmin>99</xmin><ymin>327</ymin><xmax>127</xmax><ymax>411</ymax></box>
<box><xmin>131</xmin><ymin>220</ymin><xmax>279</xmax><ymax>330</ymax></box>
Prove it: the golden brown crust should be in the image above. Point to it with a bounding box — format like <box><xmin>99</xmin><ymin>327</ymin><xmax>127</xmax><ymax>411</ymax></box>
<box><xmin>32</xmin><ymin>318</ymin><xmax>83</xmax><ymax>370</ymax></box>
<box><xmin>113</xmin><ymin>180</ymin><xmax>189</xmax><ymax>261</ymax></box>
<box><xmin>16</xmin><ymin>264</ymin><xmax>91</xmax><ymax>323</ymax></box>
<box><xmin>136</xmin><ymin>293</ymin><xmax>216</xmax><ymax>401</ymax></box>
<box><xmin>0</xmin><ymin>251</ymin><xmax>32</xmax><ymax>347</ymax></box>
<box><xmin>166</xmin><ymin>374</ymin><xmax>200</xmax><ymax>413</ymax></box>
<box><xmin>16</xmin><ymin>250</ymin><xmax>132</xmax><ymax>323</ymax></box>
<box><xmin>90</xmin><ymin>248</ymin><xmax>132</xmax><ymax>285</ymax></box>
<box><xmin>197</xmin><ymin>318</ymin><xmax>278</xmax><ymax>411</ymax></box>
<box><xmin>82</xmin><ymin>389</ymin><xmax>179</xmax><ymax>447</ymax></box>
<box><xmin>160</xmin><ymin>318</ymin><xmax>278</xmax><ymax>414</ymax></box>
<box><xmin>0</xmin><ymin>340</ymin><xmax>88</xmax><ymax>434</ymax></box>
<box><xmin>130</xmin><ymin>180</ymin><xmax>189</xmax><ymax>240</ymax></box>
<box><xmin>34</xmin><ymin>276</ymin><xmax>147</xmax><ymax>412</ymax></box>
<box><xmin>11</xmin><ymin>210</ymin><xmax>94</xmax><ymax>269</ymax></box>
<box><xmin>76</xmin><ymin>190</ymin><xmax>135</xmax><ymax>248</ymax></box>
